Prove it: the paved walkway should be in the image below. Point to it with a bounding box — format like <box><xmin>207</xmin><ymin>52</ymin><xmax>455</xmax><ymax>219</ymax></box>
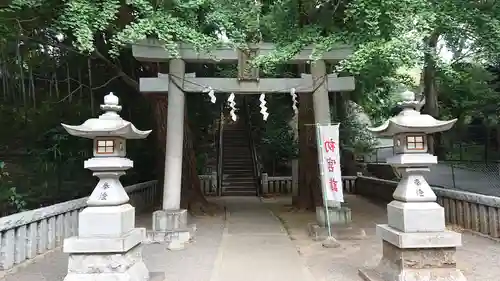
<box><xmin>2</xmin><ymin>195</ymin><xmax>500</xmax><ymax>281</ymax></box>
<box><xmin>0</xmin><ymin>197</ymin><xmax>313</xmax><ymax>281</ymax></box>
<box><xmin>209</xmin><ymin>197</ymin><xmax>314</xmax><ymax>281</ymax></box>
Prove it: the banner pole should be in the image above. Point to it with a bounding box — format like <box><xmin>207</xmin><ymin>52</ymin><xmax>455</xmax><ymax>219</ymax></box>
<box><xmin>316</xmin><ymin>123</ymin><xmax>333</xmax><ymax>238</ymax></box>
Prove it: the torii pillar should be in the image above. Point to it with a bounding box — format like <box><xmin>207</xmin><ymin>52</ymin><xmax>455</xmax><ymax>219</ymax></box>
<box><xmin>310</xmin><ymin>60</ymin><xmax>353</xmax><ymax>228</ymax></box>
<box><xmin>149</xmin><ymin>59</ymin><xmax>195</xmax><ymax>250</ymax></box>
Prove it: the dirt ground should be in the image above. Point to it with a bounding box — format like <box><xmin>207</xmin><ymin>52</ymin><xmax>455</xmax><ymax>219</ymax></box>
<box><xmin>263</xmin><ymin>194</ymin><xmax>500</xmax><ymax>281</ymax></box>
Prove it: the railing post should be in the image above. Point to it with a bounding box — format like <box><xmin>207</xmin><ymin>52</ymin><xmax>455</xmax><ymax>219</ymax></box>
<box><xmin>261</xmin><ymin>173</ymin><xmax>269</xmax><ymax>194</ymax></box>
<box><xmin>211</xmin><ymin>172</ymin><xmax>217</xmax><ymax>194</ymax></box>
<box><xmin>291</xmin><ymin>159</ymin><xmax>299</xmax><ymax>196</ymax></box>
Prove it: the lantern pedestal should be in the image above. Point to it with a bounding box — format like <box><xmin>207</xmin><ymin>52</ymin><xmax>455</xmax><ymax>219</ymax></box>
<box><xmin>359</xmin><ymin>169</ymin><xmax>466</xmax><ymax>281</ymax></box>
<box><xmin>63</xmin><ymin>160</ymin><xmax>157</xmax><ymax>281</ymax></box>
<box><xmin>359</xmin><ymin>228</ymin><xmax>465</xmax><ymax>281</ymax></box>
<box><xmin>63</xmin><ymin>206</ymin><xmax>153</xmax><ymax>281</ymax></box>
<box><xmin>145</xmin><ymin>209</ymin><xmax>195</xmax><ymax>250</ymax></box>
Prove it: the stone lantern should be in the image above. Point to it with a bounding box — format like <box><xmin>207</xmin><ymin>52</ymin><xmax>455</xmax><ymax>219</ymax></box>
<box><xmin>60</xmin><ymin>93</ymin><xmax>154</xmax><ymax>281</ymax></box>
<box><xmin>359</xmin><ymin>90</ymin><xmax>467</xmax><ymax>281</ymax></box>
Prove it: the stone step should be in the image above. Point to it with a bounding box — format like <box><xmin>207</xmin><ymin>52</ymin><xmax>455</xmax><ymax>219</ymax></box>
<box><xmin>223</xmin><ymin>165</ymin><xmax>253</xmax><ymax>168</ymax></box>
<box><xmin>222</xmin><ymin>161</ymin><xmax>252</xmax><ymax>166</ymax></box>
<box><xmin>223</xmin><ymin>176</ymin><xmax>255</xmax><ymax>181</ymax></box>
<box><xmin>223</xmin><ymin>160</ymin><xmax>252</xmax><ymax>163</ymax></box>
<box><xmin>223</xmin><ymin>167</ymin><xmax>253</xmax><ymax>171</ymax></box>
<box><xmin>222</xmin><ymin>184</ymin><xmax>255</xmax><ymax>189</ymax></box>
<box><xmin>223</xmin><ymin>186</ymin><xmax>256</xmax><ymax>191</ymax></box>
<box><xmin>221</xmin><ymin>191</ymin><xmax>256</xmax><ymax>196</ymax></box>
<box><xmin>223</xmin><ymin>170</ymin><xmax>254</xmax><ymax>175</ymax></box>
<box><xmin>224</xmin><ymin>155</ymin><xmax>252</xmax><ymax>158</ymax></box>
<box><xmin>221</xmin><ymin>187</ymin><xmax>257</xmax><ymax>196</ymax></box>
<box><xmin>224</xmin><ymin>169</ymin><xmax>253</xmax><ymax>173</ymax></box>
<box><xmin>222</xmin><ymin>179</ymin><xmax>255</xmax><ymax>184</ymax></box>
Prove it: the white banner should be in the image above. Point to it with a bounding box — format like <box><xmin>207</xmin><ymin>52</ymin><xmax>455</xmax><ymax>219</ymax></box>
<box><xmin>317</xmin><ymin>124</ymin><xmax>344</xmax><ymax>202</ymax></box>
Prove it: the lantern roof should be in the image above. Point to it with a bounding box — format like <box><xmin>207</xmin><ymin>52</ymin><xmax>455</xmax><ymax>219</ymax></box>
<box><xmin>61</xmin><ymin>93</ymin><xmax>152</xmax><ymax>139</ymax></box>
<box><xmin>368</xmin><ymin>90</ymin><xmax>457</xmax><ymax>137</ymax></box>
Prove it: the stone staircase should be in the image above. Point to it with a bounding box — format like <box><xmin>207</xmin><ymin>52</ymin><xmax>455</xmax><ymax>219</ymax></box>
<box><xmin>221</xmin><ymin>122</ymin><xmax>257</xmax><ymax>196</ymax></box>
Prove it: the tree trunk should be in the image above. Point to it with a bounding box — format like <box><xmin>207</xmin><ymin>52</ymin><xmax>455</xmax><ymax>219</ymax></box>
<box><xmin>294</xmin><ymin>92</ymin><xmax>322</xmax><ymax>210</ymax></box>
<box><xmin>336</xmin><ymin>92</ymin><xmax>359</xmax><ymax>175</ymax></box>
<box><xmin>182</xmin><ymin>117</ymin><xmax>219</xmax><ymax>215</ymax></box>
<box><xmin>149</xmin><ymin>94</ymin><xmax>214</xmax><ymax>214</ymax></box>
<box><xmin>422</xmin><ymin>30</ymin><xmax>443</xmax><ymax>158</ymax></box>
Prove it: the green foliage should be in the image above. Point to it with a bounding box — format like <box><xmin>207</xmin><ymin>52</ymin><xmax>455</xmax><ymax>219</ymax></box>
<box><xmin>249</xmin><ymin>94</ymin><xmax>297</xmax><ymax>174</ymax></box>
<box><xmin>260</xmin><ymin>118</ymin><xmax>298</xmax><ymax>167</ymax></box>
<box><xmin>338</xmin><ymin>102</ymin><xmax>379</xmax><ymax>155</ymax></box>
<box><xmin>438</xmin><ymin>63</ymin><xmax>499</xmax><ymax>121</ymax></box>
<box><xmin>0</xmin><ymin>161</ymin><xmax>27</xmax><ymax>215</ymax></box>
<box><xmin>4</xmin><ymin>0</ymin><xmax>500</xmax><ymax>208</ymax></box>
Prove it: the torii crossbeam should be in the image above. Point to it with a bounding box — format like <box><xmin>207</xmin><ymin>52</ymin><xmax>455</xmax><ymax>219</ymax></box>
<box><xmin>140</xmin><ymin>73</ymin><xmax>354</xmax><ymax>93</ymax></box>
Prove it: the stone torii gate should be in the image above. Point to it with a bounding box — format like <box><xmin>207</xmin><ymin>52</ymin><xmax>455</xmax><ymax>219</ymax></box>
<box><xmin>132</xmin><ymin>39</ymin><xmax>356</xmax><ymax>242</ymax></box>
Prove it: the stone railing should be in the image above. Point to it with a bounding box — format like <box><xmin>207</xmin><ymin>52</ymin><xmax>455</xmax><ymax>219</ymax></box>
<box><xmin>261</xmin><ymin>174</ymin><xmax>357</xmax><ymax>195</ymax></box>
<box><xmin>199</xmin><ymin>173</ymin><xmax>217</xmax><ymax>196</ymax></box>
<box><xmin>0</xmin><ymin>180</ymin><xmax>158</xmax><ymax>271</ymax></box>
<box><xmin>354</xmin><ymin>176</ymin><xmax>500</xmax><ymax>239</ymax></box>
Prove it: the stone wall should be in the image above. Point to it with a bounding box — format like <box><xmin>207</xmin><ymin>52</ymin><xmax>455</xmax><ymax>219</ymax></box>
<box><xmin>0</xmin><ymin>181</ymin><xmax>159</xmax><ymax>273</ymax></box>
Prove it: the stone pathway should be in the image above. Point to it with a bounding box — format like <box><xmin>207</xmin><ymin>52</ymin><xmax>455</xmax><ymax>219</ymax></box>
<box><xmin>209</xmin><ymin>197</ymin><xmax>315</xmax><ymax>281</ymax></box>
<box><xmin>0</xmin><ymin>197</ymin><xmax>314</xmax><ymax>281</ymax></box>
<box><xmin>2</xmin><ymin>195</ymin><xmax>500</xmax><ymax>281</ymax></box>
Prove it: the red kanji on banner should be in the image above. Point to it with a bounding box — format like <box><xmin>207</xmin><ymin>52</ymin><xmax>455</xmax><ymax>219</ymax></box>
<box><xmin>326</xmin><ymin>158</ymin><xmax>336</xmax><ymax>172</ymax></box>
<box><xmin>329</xmin><ymin>178</ymin><xmax>338</xmax><ymax>192</ymax></box>
<box><xmin>324</xmin><ymin>139</ymin><xmax>336</xmax><ymax>153</ymax></box>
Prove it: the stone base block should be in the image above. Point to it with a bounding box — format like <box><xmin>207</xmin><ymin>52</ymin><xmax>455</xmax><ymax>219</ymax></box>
<box><xmin>387</xmin><ymin>201</ymin><xmax>445</xmax><ymax>233</ymax></box>
<box><xmin>358</xmin><ymin>241</ymin><xmax>467</xmax><ymax>281</ymax></box>
<box><xmin>359</xmin><ymin>267</ymin><xmax>466</xmax><ymax>281</ymax></box>
<box><xmin>148</xmin><ymin>209</ymin><xmax>195</xmax><ymax>250</ymax></box>
<box><xmin>64</xmin><ymin>228</ymin><xmax>145</xmax><ymax>254</ymax></box>
<box><xmin>308</xmin><ymin>223</ymin><xmax>366</xmax><ymax>241</ymax></box>
<box><xmin>377</xmin><ymin>224</ymin><xmax>461</xmax><ymax>249</ymax></box>
<box><xmin>144</xmin><ymin>224</ymin><xmax>196</xmax><ymax>250</ymax></box>
<box><xmin>153</xmin><ymin>209</ymin><xmax>188</xmax><ymax>231</ymax></box>
<box><xmin>315</xmin><ymin>206</ymin><xmax>352</xmax><ymax>227</ymax></box>
<box><xmin>64</xmin><ymin>244</ymin><xmax>160</xmax><ymax>281</ymax></box>
<box><xmin>79</xmin><ymin>204</ymin><xmax>135</xmax><ymax>238</ymax></box>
